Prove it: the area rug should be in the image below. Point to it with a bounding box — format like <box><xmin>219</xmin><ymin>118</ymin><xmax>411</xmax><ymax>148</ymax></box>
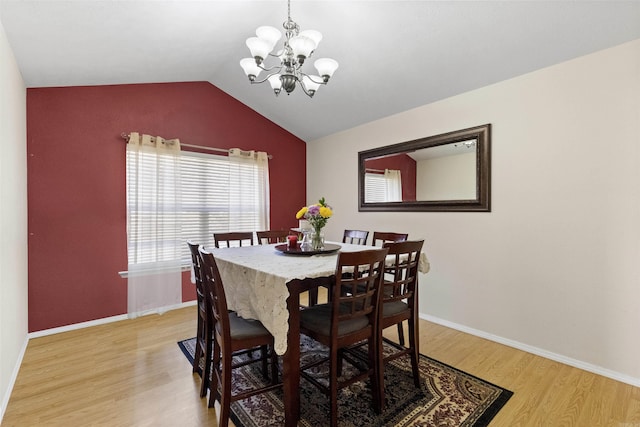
<box><xmin>178</xmin><ymin>336</ymin><xmax>512</xmax><ymax>427</ymax></box>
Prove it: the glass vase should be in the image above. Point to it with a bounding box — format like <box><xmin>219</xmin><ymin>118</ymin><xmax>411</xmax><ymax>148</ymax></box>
<box><xmin>311</xmin><ymin>229</ymin><xmax>325</xmax><ymax>250</ymax></box>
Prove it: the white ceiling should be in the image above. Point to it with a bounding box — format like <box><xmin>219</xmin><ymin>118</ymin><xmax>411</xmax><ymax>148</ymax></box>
<box><xmin>1</xmin><ymin>1</ymin><xmax>639</xmax><ymax>142</ymax></box>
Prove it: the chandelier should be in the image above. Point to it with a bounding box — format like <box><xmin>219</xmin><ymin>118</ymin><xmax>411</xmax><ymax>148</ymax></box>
<box><xmin>239</xmin><ymin>0</ymin><xmax>339</xmax><ymax>98</ymax></box>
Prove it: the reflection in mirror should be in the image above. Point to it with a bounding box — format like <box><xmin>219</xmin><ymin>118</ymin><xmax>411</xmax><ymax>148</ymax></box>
<box><xmin>364</xmin><ymin>139</ymin><xmax>478</xmax><ymax>202</ymax></box>
<box><xmin>359</xmin><ymin>124</ymin><xmax>491</xmax><ymax>212</ymax></box>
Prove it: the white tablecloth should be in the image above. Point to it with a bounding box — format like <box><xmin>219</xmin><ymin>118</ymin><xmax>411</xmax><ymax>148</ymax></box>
<box><xmin>210</xmin><ymin>242</ymin><xmax>430</xmax><ymax>355</ymax></box>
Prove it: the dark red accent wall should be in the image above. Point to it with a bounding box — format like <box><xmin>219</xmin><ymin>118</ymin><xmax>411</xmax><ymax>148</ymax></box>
<box><xmin>27</xmin><ymin>82</ymin><xmax>306</xmax><ymax>332</ymax></box>
<box><xmin>365</xmin><ymin>154</ymin><xmax>417</xmax><ymax>201</ymax></box>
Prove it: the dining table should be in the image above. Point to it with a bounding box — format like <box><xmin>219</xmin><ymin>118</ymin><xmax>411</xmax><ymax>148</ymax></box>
<box><xmin>208</xmin><ymin>241</ymin><xmax>430</xmax><ymax>427</ymax></box>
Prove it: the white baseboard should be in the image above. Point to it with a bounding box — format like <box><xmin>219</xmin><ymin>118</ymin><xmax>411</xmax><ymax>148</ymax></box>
<box><xmin>28</xmin><ymin>314</ymin><xmax>129</xmax><ymax>339</ymax></box>
<box><xmin>28</xmin><ymin>300</ymin><xmax>197</xmax><ymax>339</ymax></box>
<box><xmin>420</xmin><ymin>312</ymin><xmax>640</xmax><ymax>388</ymax></box>
<box><xmin>0</xmin><ymin>335</ymin><xmax>28</xmax><ymax>424</ymax></box>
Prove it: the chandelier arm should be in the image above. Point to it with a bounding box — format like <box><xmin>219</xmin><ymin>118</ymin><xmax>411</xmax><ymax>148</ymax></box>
<box><xmin>297</xmin><ymin>72</ymin><xmax>328</xmax><ymax>85</ymax></box>
<box><xmin>249</xmin><ymin>71</ymin><xmax>285</xmax><ymax>85</ymax></box>
<box><xmin>297</xmin><ymin>81</ymin><xmax>314</xmax><ymax>98</ymax></box>
<box><xmin>257</xmin><ymin>63</ymin><xmax>284</xmax><ymax>73</ymax></box>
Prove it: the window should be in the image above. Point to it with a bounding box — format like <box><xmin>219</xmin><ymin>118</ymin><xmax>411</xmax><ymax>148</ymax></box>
<box><xmin>364</xmin><ymin>169</ymin><xmax>402</xmax><ymax>202</ymax></box>
<box><xmin>364</xmin><ymin>172</ymin><xmax>388</xmax><ymax>203</ymax></box>
<box><xmin>127</xmin><ymin>150</ymin><xmax>269</xmax><ymax>267</ymax></box>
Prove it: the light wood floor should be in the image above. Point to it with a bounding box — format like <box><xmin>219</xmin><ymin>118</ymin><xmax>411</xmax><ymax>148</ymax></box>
<box><xmin>3</xmin><ymin>302</ymin><xmax>640</xmax><ymax>426</ymax></box>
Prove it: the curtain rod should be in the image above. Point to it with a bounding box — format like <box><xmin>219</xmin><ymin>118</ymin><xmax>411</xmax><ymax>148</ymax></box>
<box><xmin>120</xmin><ymin>133</ymin><xmax>273</xmax><ymax>159</ymax></box>
<box><xmin>365</xmin><ymin>168</ymin><xmax>385</xmax><ymax>173</ymax></box>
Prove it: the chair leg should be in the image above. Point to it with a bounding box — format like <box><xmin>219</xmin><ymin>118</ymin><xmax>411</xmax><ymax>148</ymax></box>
<box><xmin>260</xmin><ymin>345</ymin><xmax>268</xmax><ymax>379</ymax></box>
<box><xmin>193</xmin><ymin>318</ymin><xmax>203</xmax><ymax>374</ymax></box>
<box><xmin>270</xmin><ymin>346</ymin><xmax>279</xmax><ymax>385</ymax></box>
<box><xmin>200</xmin><ymin>328</ymin><xmax>214</xmax><ymax>398</ymax></box>
<box><xmin>369</xmin><ymin>335</ymin><xmax>383</xmax><ymax>413</ymax></box>
<box><xmin>193</xmin><ymin>340</ymin><xmax>203</xmax><ymax>375</ymax></box>
<box><xmin>408</xmin><ymin>318</ymin><xmax>421</xmax><ymax>388</ymax></box>
<box><xmin>205</xmin><ymin>339</ymin><xmax>219</xmax><ymax>401</ymax></box>
<box><xmin>397</xmin><ymin>321</ymin><xmax>405</xmax><ymax>347</ymax></box>
<box><xmin>329</xmin><ymin>347</ymin><xmax>339</xmax><ymax>427</ymax></box>
<box><xmin>212</xmin><ymin>346</ymin><xmax>232</xmax><ymax>427</ymax></box>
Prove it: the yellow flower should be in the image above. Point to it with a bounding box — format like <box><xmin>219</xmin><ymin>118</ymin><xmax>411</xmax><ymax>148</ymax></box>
<box><xmin>319</xmin><ymin>206</ymin><xmax>332</xmax><ymax>218</ymax></box>
<box><xmin>296</xmin><ymin>207</ymin><xmax>308</xmax><ymax>219</ymax></box>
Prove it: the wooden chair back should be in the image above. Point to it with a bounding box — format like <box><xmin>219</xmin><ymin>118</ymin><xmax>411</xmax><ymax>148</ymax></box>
<box><xmin>378</xmin><ymin>239</ymin><xmax>425</xmax><ymax>399</ymax></box>
<box><xmin>342</xmin><ymin>229</ymin><xmax>369</xmax><ymax>245</ymax></box>
<box><xmin>382</xmin><ymin>240</ymin><xmax>424</xmax><ymax>306</ymax></box>
<box><xmin>371</xmin><ymin>231</ymin><xmax>408</xmax><ymax>247</ymax></box>
<box><xmin>331</xmin><ymin>248</ymin><xmax>389</xmax><ymax>339</ymax></box>
<box><xmin>256</xmin><ymin>230</ymin><xmax>290</xmax><ymax>245</ymax></box>
<box><xmin>198</xmin><ymin>248</ymin><xmax>231</xmax><ymax>345</ymax></box>
<box><xmin>188</xmin><ymin>241</ymin><xmax>205</xmax><ymax>293</ymax></box>
<box><xmin>187</xmin><ymin>241</ymin><xmax>208</xmax><ymax>390</ymax></box>
<box><xmin>214</xmin><ymin>232</ymin><xmax>255</xmax><ymax>248</ymax></box>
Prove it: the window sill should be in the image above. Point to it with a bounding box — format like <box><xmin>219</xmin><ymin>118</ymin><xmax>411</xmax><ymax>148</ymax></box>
<box><xmin>118</xmin><ymin>264</ymin><xmax>191</xmax><ymax>279</ymax></box>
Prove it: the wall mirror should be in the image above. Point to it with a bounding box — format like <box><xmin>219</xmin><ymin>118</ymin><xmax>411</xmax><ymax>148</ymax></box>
<box><xmin>358</xmin><ymin>124</ymin><xmax>491</xmax><ymax>212</ymax></box>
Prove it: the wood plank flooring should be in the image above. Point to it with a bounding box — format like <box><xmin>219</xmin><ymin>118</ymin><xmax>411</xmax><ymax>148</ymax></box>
<box><xmin>3</xmin><ymin>303</ymin><xmax>640</xmax><ymax>426</ymax></box>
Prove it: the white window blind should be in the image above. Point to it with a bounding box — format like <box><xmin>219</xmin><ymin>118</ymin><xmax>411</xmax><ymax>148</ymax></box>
<box><xmin>365</xmin><ymin>170</ymin><xmax>402</xmax><ymax>202</ymax></box>
<box><xmin>127</xmin><ymin>150</ymin><xmax>268</xmax><ymax>266</ymax></box>
<box><xmin>365</xmin><ymin>173</ymin><xmax>387</xmax><ymax>203</ymax></box>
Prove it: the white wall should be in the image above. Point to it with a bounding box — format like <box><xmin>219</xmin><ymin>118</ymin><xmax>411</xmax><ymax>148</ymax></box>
<box><xmin>308</xmin><ymin>39</ymin><xmax>640</xmax><ymax>385</ymax></box>
<box><xmin>418</xmin><ymin>152</ymin><xmax>476</xmax><ymax>200</ymax></box>
<box><xmin>0</xmin><ymin>12</ymin><xmax>28</xmax><ymax>422</ymax></box>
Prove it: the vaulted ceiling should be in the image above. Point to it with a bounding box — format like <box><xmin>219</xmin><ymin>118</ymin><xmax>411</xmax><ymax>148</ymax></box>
<box><xmin>1</xmin><ymin>1</ymin><xmax>639</xmax><ymax>142</ymax></box>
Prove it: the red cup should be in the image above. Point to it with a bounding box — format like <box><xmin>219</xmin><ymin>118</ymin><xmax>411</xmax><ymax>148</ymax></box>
<box><xmin>287</xmin><ymin>234</ymin><xmax>298</xmax><ymax>249</ymax></box>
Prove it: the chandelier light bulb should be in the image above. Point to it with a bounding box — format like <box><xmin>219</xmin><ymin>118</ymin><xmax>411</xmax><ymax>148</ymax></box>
<box><xmin>256</xmin><ymin>26</ymin><xmax>281</xmax><ymax>52</ymax></box>
<box><xmin>288</xmin><ymin>35</ymin><xmax>315</xmax><ymax>62</ymax></box>
<box><xmin>268</xmin><ymin>74</ymin><xmax>283</xmax><ymax>96</ymax></box>
<box><xmin>240</xmin><ymin>58</ymin><xmax>262</xmax><ymax>80</ymax></box>
<box><xmin>298</xmin><ymin>30</ymin><xmax>322</xmax><ymax>49</ymax></box>
<box><xmin>302</xmin><ymin>75</ymin><xmax>322</xmax><ymax>97</ymax></box>
<box><xmin>246</xmin><ymin>37</ymin><xmax>271</xmax><ymax>63</ymax></box>
<box><xmin>314</xmin><ymin>58</ymin><xmax>339</xmax><ymax>81</ymax></box>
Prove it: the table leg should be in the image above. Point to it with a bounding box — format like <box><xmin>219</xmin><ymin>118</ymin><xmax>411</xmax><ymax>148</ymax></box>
<box><xmin>283</xmin><ymin>281</ymin><xmax>302</xmax><ymax>427</ymax></box>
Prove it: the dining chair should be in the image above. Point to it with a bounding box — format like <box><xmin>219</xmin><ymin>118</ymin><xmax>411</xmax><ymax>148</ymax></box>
<box><xmin>371</xmin><ymin>231</ymin><xmax>409</xmax><ymax>247</ymax></box>
<box><xmin>213</xmin><ymin>231</ymin><xmax>255</xmax><ymax>248</ymax></box>
<box><xmin>370</xmin><ymin>231</ymin><xmax>410</xmax><ymax>344</ymax></box>
<box><xmin>378</xmin><ymin>240</ymin><xmax>424</xmax><ymax>410</ymax></box>
<box><xmin>299</xmin><ymin>247</ymin><xmax>389</xmax><ymax>427</ymax></box>
<box><xmin>198</xmin><ymin>247</ymin><xmax>281</xmax><ymax>425</ymax></box>
<box><xmin>342</xmin><ymin>229</ymin><xmax>369</xmax><ymax>245</ymax></box>
<box><xmin>337</xmin><ymin>229</ymin><xmax>371</xmax><ymax>287</ymax></box>
<box><xmin>306</xmin><ymin>229</ymin><xmax>370</xmax><ymax>306</ymax></box>
<box><xmin>187</xmin><ymin>241</ymin><xmax>209</xmax><ymax>397</ymax></box>
<box><xmin>256</xmin><ymin>229</ymin><xmax>290</xmax><ymax>245</ymax></box>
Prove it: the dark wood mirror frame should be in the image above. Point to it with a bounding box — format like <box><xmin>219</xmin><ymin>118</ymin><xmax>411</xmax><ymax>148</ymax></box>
<box><xmin>358</xmin><ymin>123</ymin><xmax>491</xmax><ymax>212</ymax></box>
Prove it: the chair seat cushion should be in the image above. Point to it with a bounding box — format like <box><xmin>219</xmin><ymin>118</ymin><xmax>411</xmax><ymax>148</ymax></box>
<box><xmin>382</xmin><ymin>300</ymin><xmax>409</xmax><ymax>318</ymax></box>
<box><xmin>228</xmin><ymin>312</ymin><xmax>271</xmax><ymax>339</ymax></box>
<box><xmin>300</xmin><ymin>303</ymin><xmax>370</xmax><ymax>337</ymax></box>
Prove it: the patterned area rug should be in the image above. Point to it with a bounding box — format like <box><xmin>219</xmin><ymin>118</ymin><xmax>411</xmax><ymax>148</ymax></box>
<box><xmin>178</xmin><ymin>336</ymin><xmax>512</xmax><ymax>427</ymax></box>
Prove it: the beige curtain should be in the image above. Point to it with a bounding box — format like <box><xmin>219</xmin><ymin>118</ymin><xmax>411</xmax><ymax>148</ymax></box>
<box><xmin>384</xmin><ymin>169</ymin><xmax>402</xmax><ymax>202</ymax></box>
<box><xmin>126</xmin><ymin>132</ymin><xmax>183</xmax><ymax>318</ymax></box>
<box><xmin>228</xmin><ymin>148</ymin><xmax>270</xmax><ymax>230</ymax></box>
<box><xmin>127</xmin><ymin>132</ymin><xmax>181</xmax><ymax>151</ymax></box>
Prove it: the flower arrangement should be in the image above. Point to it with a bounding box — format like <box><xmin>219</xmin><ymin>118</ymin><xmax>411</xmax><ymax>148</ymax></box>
<box><xmin>296</xmin><ymin>197</ymin><xmax>333</xmax><ymax>249</ymax></box>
